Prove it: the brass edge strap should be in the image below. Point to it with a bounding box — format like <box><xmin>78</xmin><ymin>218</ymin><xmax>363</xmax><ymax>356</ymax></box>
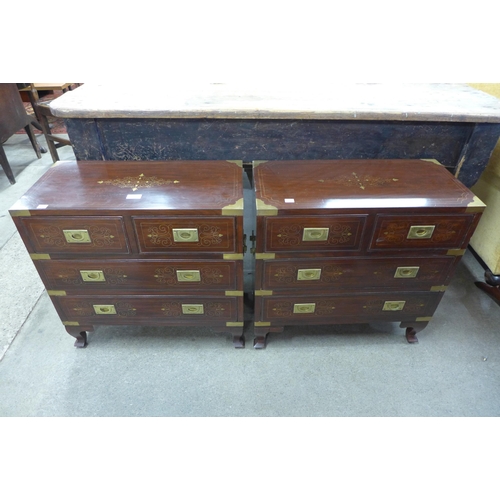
<box><xmin>63</xmin><ymin>321</ymin><xmax>80</xmax><ymax>326</ymax></box>
<box><xmin>221</xmin><ymin>197</ymin><xmax>244</xmax><ymax>215</ymax></box>
<box><xmin>30</xmin><ymin>253</ymin><xmax>51</xmax><ymax>260</ymax></box>
<box><xmin>465</xmin><ymin>195</ymin><xmax>486</xmax><ymax>213</ymax></box>
<box><xmin>447</xmin><ymin>249</ymin><xmax>466</xmax><ymax>256</ymax></box>
<box><xmin>10</xmin><ymin>210</ymin><xmax>31</xmax><ymax>217</ymax></box>
<box><xmin>420</xmin><ymin>159</ymin><xmax>443</xmax><ymax>165</ymax></box>
<box><xmin>256</xmin><ymin>198</ymin><xmax>278</xmax><ymax>216</ymax></box>
<box><xmin>226</xmin><ymin>322</ymin><xmax>244</xmax><ymax>327</ymax></box>
<box><xmin>255</xmin><ymin>253</ymin><xmax>275</xmax><ymax>260</ymax></box>
<box><xmin>225</xmin><ymin>291</ymin><xmax>244</xmax><ymax>296</ymax></box>
<box><xmin>255</xmin><ymin>322</ymin><xmax>271</xmax><ymax>327</ymax></box>
<box><xmin>226</xmin><ymin>160</ymin><xmax>243</xmax><ymax>167</ymax></box>
<box><xmin>47</xmin><ymin>290</ymin><xmax>67</xmax><ymax>296</ymax></box>
<box><xmin>255</xmin><ymin>290</ymin><xmax>273</xmax><ymax>296</ymax></box>
<box><xmin>416</xmin><ymin>317</ymin><xmax>433</xmax><ymax>322</ymax></box>
<box><xmin>252</xmin><ymin>161</ymin><xmax>268</xmax><ymax>167</ymax></box>
<box><xmin>223</xmin><ymin>253</ymin><xmax>244</xmax><ymax>260</ymax></box>
<box><xmin>430</xmin><ymin>285</ymin><xmax>448</xmax><ymax>292</ymax></box>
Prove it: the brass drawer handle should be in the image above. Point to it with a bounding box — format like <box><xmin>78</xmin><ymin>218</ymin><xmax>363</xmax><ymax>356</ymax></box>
<box><xmin>382</xmin><ymin>301</ymin><xmax>406</xmax><ymax>311</ymax></box>
<box><xmin>80</xmin><ymin>270</ymin><xmax>106</xmax><ymax>282</ymax></box>
<box><xmin>394</xmin><ymin>267</ymin><xmax>419</xmax><ymax>278</ymax></box>
<box><xmin>93</xmin><ymin>304</ymin><xmax>117</xmax><ymax>315</ymax></box>
<box><xmin>407</xmin><ymin>225</ymin><xmax>435</xmax><ymax>239</ymax></box>
<box><xmin>173</xmin><ymin>228</ymin><xmax>199</xmax><ymax>242</ymax></box>
<box><xmin>176</xmin><ymin>270</ymin><xmax>201</xmax><ymax>282</ymax></box>
<box><xmin>293</xmin><ymin>303</ymin><xmax>316</xmax><ymax>314</ymax></box>
<box><xmin>63</xmin><ymin>229</ymin><xmax>91</xmax><ymax>243</ymax></box>
<box><xmin>297</xmin><ymin>269</ymin><xmax>322</xmax><ymax>281</ymax></box>
<box><xmin>303</xmin><ymin>228</ymin><xmax>329</xmax><ymax>242</ymax></box>
<box><xmin>181</xmin><ymin>304</ymin><xmax>204</xmax><ymax>314</ymax></box>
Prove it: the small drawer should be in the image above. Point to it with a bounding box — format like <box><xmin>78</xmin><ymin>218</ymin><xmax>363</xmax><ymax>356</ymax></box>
<box><xmin>371</xmin><ymin>214</ymin><xmax>475</xmax><ymax>251</ymax></box>
<box><xmin>53</xmin><ymin>295</ymin><xmax>241</xmax><ymax>324</ymax></box>
<box><xmin>257</xmin><ymin>292</ymin><xmax>442</xmax><ymax>323</ymax></box>
<box><xmin>260</xmin><ymin>256</ymin><xmax>456</xmax><ymax>291</ymax></box>
<box><xmin>133</xmin><ymin>216</ymin><xmax>237</xmax><ymax>253</ymax></box>
<box><xmin>263</xmin><ymin>215</ymin><xmax>365</xmax><ymax>253</ymax></box>
<box><xmin>36</xmin><ymin>259</ymin><xmax>242</xmax><ymax>292</ymax></box>
<box><xmin>19</xmin><ymin>216</ymin><xmax>129</xmax><ymax>255</ymax></box>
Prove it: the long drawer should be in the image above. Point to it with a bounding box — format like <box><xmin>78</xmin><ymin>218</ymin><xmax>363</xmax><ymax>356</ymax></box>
<box><xmin>36</xmin><ymin>259</ymin><xmax>243</xmax><ymax>292</ymax></box>
<box><xmin>53</xmin><ymin>295</ymin><xmax>243</xmax><ymax>324</ymax></box>
<box><xmin>255</xmin><ymin>292</ymin><xmax>442</xmax><ymax>323</ymax></box>
<box><xmin>258</xmin><ymin>256</ymin><xmax>456</xmax><ymax>291</ymax></box>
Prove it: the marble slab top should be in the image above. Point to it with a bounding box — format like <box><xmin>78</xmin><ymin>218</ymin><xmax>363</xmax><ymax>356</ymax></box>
<box><xmin>49</xmin><ymin>83</ymin><xmax>500</xmax><ymax>122</ymax></box>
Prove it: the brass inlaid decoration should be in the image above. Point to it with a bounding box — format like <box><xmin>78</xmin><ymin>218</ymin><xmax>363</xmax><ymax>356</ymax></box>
<box><xmin>303</xmin><ymin>228</ymin><xmax>329</xmax><ymax>242</ymax></box>
<box><xmin>297</xmin><ymin>269</ymin><xmax>322</xmax><ymax>281</ymax></box>
<box><xmin>144</xmin><ymin>223</ymin><xmax>226</xmax><ymax>248</ymax></box>
<box><xmin>275</xmin><ymin>223</ymin><xmax>354</xmax><ymax>247</ymax></box>
<box><xmin>322</xmin><ymin>172</ymin><xmax>399</xmax><ymax>190</ymax></box>
<box><xmin>97</xmin><ymin>173</ymin><xmax>180</xmax><ymax>191</ymax></box>
<box><xmin>38</xmin><ymin>225</ymin><xmax>117</xmax><ymax>248</ymax></box>
<box><xmin>182</xmin><ymin>304</ymin><xmax>204</xmax><ymax>315</ymax></box>
<box><xmin>70</xmin><ymin>301</ymin><xmax>136</xmax><ymax>317</ymax></box>
<box><xmin>176</xmin><ymin>270</ymin><xmax>201</xmax><ymax>282</ymax></box>
<box><xmin>172</xmin><ymin>228</ymin><xmax>199</xmax><ymax>243</ymax></box>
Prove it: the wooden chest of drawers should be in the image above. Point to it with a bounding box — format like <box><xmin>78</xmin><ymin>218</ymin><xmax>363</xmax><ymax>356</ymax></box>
<box><xmin>253</xmin><ymin>159</ymin><xmax>485</xmax><ymax>348</ymax></box>
<box><xmin>10</xmin><ymin>160</ymin><xmax>245</xmax><ymax>347</ymax></box>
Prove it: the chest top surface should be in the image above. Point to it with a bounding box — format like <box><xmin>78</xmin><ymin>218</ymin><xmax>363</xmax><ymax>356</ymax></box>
<box><xmin>49</xmin><ymin>83</ymin><xmax>500</xmax><ymax>123</ymax></box>
<box><xmin>9</xmin><ymin>160</ymin><xmax>243</xmax><ymax>215</ymax></box>
<box><xmin>254</xmin><ymin>160</ymin><xmax>483</xmax><ymax>213</ymax></box>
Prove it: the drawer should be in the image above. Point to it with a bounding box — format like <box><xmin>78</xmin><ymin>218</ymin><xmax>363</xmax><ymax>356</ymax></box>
<box><xmin>133</xmin><ymin>216</ymin><xmax>238</xmax><ymax>253</ymax></box>
<box><xmin>262</xmin><ymin>215</ymin><xmax>366</xmax><ymax>252</ymax></box>
<box><xmin>259</xmin><ymin>256</ymin><xmax>456</xmax><ymax>291</ymax></box>
<box><xmin>19</xmin><ymin>216</ymin><xmax>129</xmax><ymax>255</ymax></box>
<box><xmin>370</xmin><ymin>214</ymin><xmax>475</xmax><ymax>251</ymax></box>
<box><xmin>53</xmin><ymin>295</ymin><xmax>242</xmax><ymax>323</ymax></box>
<box><xmin>36</xmin><ymin>259</ymin><xmax>242</xmax><ymax>292</ymax></box>
<box><xmin>256</xmin><ymin>292</ymin><xmax>442</xmax><ymax>323</ymax></box>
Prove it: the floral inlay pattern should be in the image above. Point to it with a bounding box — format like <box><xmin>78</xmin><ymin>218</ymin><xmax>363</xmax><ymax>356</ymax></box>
<box><xmin>275</xmin><ymin>223</ymin><xmax>353</xmax><ymax>247</ymax></box>
<box><xmin>320</xmin><ymin>172</ymin><xmax>399</xmax><ymax>190</ymax></box>
<box><xmin>98</xmin><ymin>173</ymin><xmax>179</xmax><ymax>191</ymax></box>
<box><xmin>145</xmin><ymin>224</ymin><xmax>224</xmax><ymax>247</ymax></box>
<box><xmin>38</xmin><ymin>225</ymin><xmax>117</xmax><ymax>247</ymax></box>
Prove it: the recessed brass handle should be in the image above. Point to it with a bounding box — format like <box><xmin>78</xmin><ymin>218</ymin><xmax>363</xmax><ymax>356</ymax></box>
<box><xmin>394</xmin><ymin>267</ymin><xmax>420</xmax><ymax>278</ymax></box>
<box><xmin>176</xmin><ymin>270</ymin><xmax>201</xmax><ymax>282</ymax></box>
<box><xmin>80</xmin><ymin>270</ymin><xmax>106</xmax><ymax>282</ymax></box>
<box><xmin>293</xmin><ymin>303</ymin><xmax>316</xmax><ymax>314</ymax></box>
<box><xmin>382</xmin><ymin>301</ymin><xmax>406</xmax><ymax>311</ymax></box>
<box><xmin>181</xmin><ymin>304</ymin><xmax>204</xmax><ymax>314</ymax></box>
<box><xmin>93</xmin><ymin>304</ymin><xmax>117</xmax><ymax>315</ymax></box>
<box><xmin>407</xmin><ymin>225</ymin><xmax>435</xmax><ymax>239</ymax></box>
<box><xmin>63</xmin><ymin>229</ymin><xmax>91</xmax><ymax>243</ymax></box>
<box><xmin>173</xmin><ymin>228</ymin><xmax>199</xmax><ymax>242</ymax></box>
<box><xmin>303</xmin><ymin>228</ymin><xmax>329</xmax><ymax>242</ymax></box>
<box><xmin>297</xmin><ymin>269</ymin><xmax>322</xmax><ymax>281</ymax></box>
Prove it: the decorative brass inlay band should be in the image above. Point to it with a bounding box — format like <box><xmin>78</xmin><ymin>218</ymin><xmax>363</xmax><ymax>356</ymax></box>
<box><xmin>447</xmin><ymin>249</ymin><xmax>466</xmax><ymax>256</ymax></box>
<box><xmin>182</xmin><ymin>304</ymin><xmax>204</xmax><ymax>315</ymax></box>
<box><xmin>10</xmin><ymin>210</ymin><xmax>31</xmax><ymax>217</ymax></box>
<box><xmin>63</xmin><ymin>229</ymin><xmax>91</xmax><ymax>243</ymax></box>
<box><xmin>255</xmin><ymin>290</ymin><xmax>273</xmax><ymax>296</ymax></box>
<box><xmin>97</xmin><ymin>173</ymin><xmax>180</xmax><ymax>191</ymax></box>
<box><xmin>30</xmin><ymin>253</ymin><xmax>51</xmax><ymax>260</ymax></box>
<box><xmin>383</xmin><ymin>301</ymin><xmax>406</xmax><ymax>311</ymax></box>
<box><xmin>223</xmin><ymin>253</ymin><xmax>244</xmax><ymax>260</ymax></box>
<box><xmin>322</xmin><ymin>172</ymin><xmax>399</xmax><ymax>190</ymax></box>
<box><xmin>394</xmin><ymin>267</ymin><xmax>420</xmax><ymax>278</ymax></box>
<box><xmin>407</xmin><ymin>225</ymin><xmax>435</xmax><ymax>239</ymax></box>
<box><xmin>297</xmin><ymin>269</ymin><xmax>322</xmax><ymax>281</ymax></box>
<box><xmin>225</xmin><ymin>291</ymin><xmax>243</xmax><ymax>296</ymax></box>
<box><xmin>93</xmin><ymin>304</ymin><xmax>117</xmax><ymax>315</ymax></box>
<box><xmin>226</xmin><ymin>160</ymin><xmax>243</xmax><ymax>167</ymax></box>
<box><xmin>226</xmin><ymin>322</ymin><xmax>244</xmax><ymax>327</ymax></box>
<box><xmin>293</xmin><ymin>303</ymin><xmax>316</xmax><ymax>314</ymax></box>
<box><xmin>416</xmin><ymin>316</ymin><xmax>433</xmax><ymax>322</ymax></box>
<box><xmin>255</xmin><ymin>253</ymin><xmax>275</xmax><ymax>260</ymax></box>
<box><xmin>80</xmin><ymin>270</ymin><xmax>106</xmax><ymax>282</ymax></box>
<box><xmin>430</xmin><ymin>285</ymin><xmax>448</xmax><ymax>292</ymax></box>
<box><xmin>255</xmin><ymin>321</ymin><xmax>271</xmax><ymax>327</ymax></box>
<box><xmin>63</xmin><ymin>321</ymin><xmax>80</xmax><ymax>326</ymax></box>
<box><xmin>47</xmin><ymin>290</ymin><xmax>66</xmax><ymax>296</ymax></box>
<box><xmin>256</xmin><ymin>198</ymin><xmax>278</xmax><ymax>216</ymax></box>
<box><xmin>303</xmin><ymin>228</ymin><xmax>329</xmax><ymax>242</ymax></box>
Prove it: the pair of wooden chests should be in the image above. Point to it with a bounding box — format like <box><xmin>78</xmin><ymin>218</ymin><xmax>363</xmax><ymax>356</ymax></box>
<box><xmin>9</xmin><ymin>159</ymin><xmax>485</xmax><ymax>348</ymax></box>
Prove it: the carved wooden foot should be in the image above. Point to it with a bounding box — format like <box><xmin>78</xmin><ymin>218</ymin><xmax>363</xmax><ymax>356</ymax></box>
<box><xmin>400</xmin><ymin>321</ymin><xmax>429</xmax><ymax>344</ymax></box>
<box><xmin>233</xmin><ymin>334</ymin><xmax>245</xmax><ymax>348</ymax></box>
<box><xmin>475</xmin><ymin>270</ymin><xmax>500</xmax><ymax>306</ymax></box>
<box><xmin>65</xmin><ymin>325</ymin><xmax>93</xmax><ymax>348</ymax></box>
<box><xmin>253</xmin><ymin>326</ymin><xmax>284</xmax><ymax>349</ymax></box>
<box><xmin>253</xmin><ymin>334</ymin><xmax>268</xmax><ymax>349</ymax></box>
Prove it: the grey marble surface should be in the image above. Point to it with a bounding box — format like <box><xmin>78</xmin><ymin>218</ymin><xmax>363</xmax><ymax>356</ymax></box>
<box><xmin>49</xmin><ymin>83</ymin><xmax>500</xmax><ymax>122</ymax></box>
